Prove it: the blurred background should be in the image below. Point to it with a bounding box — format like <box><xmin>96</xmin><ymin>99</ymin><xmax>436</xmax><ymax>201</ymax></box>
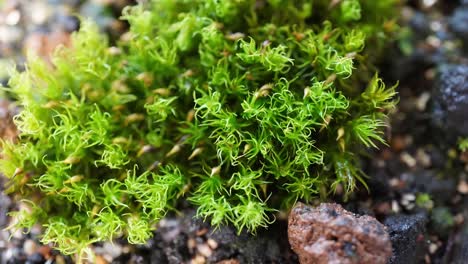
<box><xmin>0</xmin><ymin>0</ymin><xmax>133</xmax><ymax>85</ymax></box>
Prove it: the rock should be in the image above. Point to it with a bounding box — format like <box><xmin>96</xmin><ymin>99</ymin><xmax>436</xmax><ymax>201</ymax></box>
<box><xmin>288</xmin><ymin>202</ymin><xmax>392</xmax><ymax>264</ymax></box>
<box><xmin>384</xmin><ymin>213</ymin><xmax>428</xmax><ymax>264</ymax></box>
<box><xmin>23</xmin><ymin>239</ymin><xmax>38</xmax><ymax>256</ymax></box>
<box><xmin>449</xmin><ymin>7</ymin><xmax>468</xmax><ymax>45</ymax></box>
<box><xmin>0</xmin><ymin>189</ymin><xmax>11</xmax><ymax>227</ymax></box>
<box><xmin>450</xmin><ymin>225</ymin><xmax>468</xmax><ymax>264</ymax></box>
<box><xmin>23</xmin><ymin>30</ymin><xmax>71</xmax><ymax>62</ymax></box>
<box><xmin>25</xmin><ymin>252</ymin><xmax>45</xmax><ymax>264</ymax></box>
<box><xmin>53</xmin><ymin>14</ymin><xmax>80</xmax><ymax>33</ymax></box>
<box><xmin>0</xmin><ymin>99</ymin><xmax>17</xmax><ymax>142</ymax></box>
<box><xmin>432</xmin><ymin>64</ymin><xmax>468</xmax><ymax>140</ymax></box>
<box><xmin>4</xmin><ymin>247</ymin><xmax>27</xmax><ymax>264</ymax></box>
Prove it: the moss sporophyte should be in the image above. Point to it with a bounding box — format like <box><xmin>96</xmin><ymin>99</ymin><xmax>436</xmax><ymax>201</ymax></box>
<box><xmin>0</xmin><ymin>0</ymin><xmax>399</xmax><ymax>259</ymax></box>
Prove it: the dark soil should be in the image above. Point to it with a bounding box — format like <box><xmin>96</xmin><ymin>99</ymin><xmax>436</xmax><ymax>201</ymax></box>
<box><xmin>112</xmin><ymin>209</ymin><xmax>297</xmax><ymax>264</ymax></box>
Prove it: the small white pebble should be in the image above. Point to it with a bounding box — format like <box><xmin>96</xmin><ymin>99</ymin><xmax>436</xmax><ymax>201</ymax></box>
<box><xmin>429</xmin><ymin>21</ymin><xmax>442</xmax><ymax>32</ymax></box>
<box><xmin>107</xmin><ymin>47</ymin><xmax>122</xmax><ymax>55</ymax></box>
<box><xmin>5</xmin><ymin>10</ymin><xmax>21</xmax><ymax>26</ymax></box>
<box><xmin>103</xmin><ymin>242</ymin><xmax>122</xmax><ymax>258</ymax></box>
<box><xmin>0</xmin><ymin>26</ymin><xmax>23</xmax><ymax>43</ymax></box>
<box><xmin>392</xmin><ymin>200</ymin><xmax>400</xmax><ymax>213</ymax></box>
<box><xmin>457</xmin><ymin>180</ymin><xmax>468</xmax><ymax>194</ymax></box>
<box><xmin>426</xmin><ymin>36</ymin><xmax>441</xmax><ymax>48</ymax></box>
<box><xmin>389</xmin><ymin>178</ymin><xmax>400</xmax><ymax>188</ymax></box>
<box><xmin>429</xmin><ymin>243</ymin><xmax>438</xmax><ymax>254</ymax></box>
<box><xmin>23</xmin><ymin>239</ymin><xmax>37</xmax><ymax>256</ymax></box>
<box><xmin>402</xmin><ymin>193</ymin><xmax>416</xmax><ymax>202</ymax></box>
<box><xmin>207</xmin><ymin>239</ymin><xmax>218</xmax><ymax>249</ymax></box>
<box><xmin>197</xmin><ymin>244</ymin><xmax>213</xmax><ymax>257</ymax></box>
<box><xmin>401</xmin><ymin>152</ymin><xmax>417</xmax><ymax>168</ymax></box>
<box><xmin>122</xmin><ymin>245</ymin><xmax>131</xmax><ymax>254</ymax></box>
<box><xmin>415</xmin><ymin>92</ymin><xmax>431</xmax><ymax>111</ymax></box>
<box><xmin>422</xmin><ymin>0</ymin><xmax>437</xmax><ymax>8</ymax></box>
<box><xmin>29</xmin><ymin>2</ymin><xmax>51</xmax><ymax>25</ymax></box>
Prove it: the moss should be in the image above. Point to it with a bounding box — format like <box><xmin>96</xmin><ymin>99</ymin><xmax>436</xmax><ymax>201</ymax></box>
<box><xmin>1</xmin><ymin>0</ymin><xmax>399</xmax><ymax>258</ymax></box>
<box><xmin>459</xmin><ymin>138</ymin><xmax>468</xmax><ymax>152</ymax></box>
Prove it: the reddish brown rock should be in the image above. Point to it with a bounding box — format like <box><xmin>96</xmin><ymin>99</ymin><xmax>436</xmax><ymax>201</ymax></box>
<box><xmin>288</xmin><ymin>202</ymin><xmax>392</xmax><ymax>264</ymax></box>
<box><xmin>23</xmin><ymin>30</ymin><xmax>70</xmax><ymax>63</ymax></box>
<box><xmin>0</xmin><ymin>99</ymin><xmax>17</xmax><ymax>141</ymax></box>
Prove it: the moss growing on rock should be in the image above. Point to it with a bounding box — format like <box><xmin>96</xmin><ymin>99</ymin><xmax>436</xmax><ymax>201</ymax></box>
<box><xmin>1</xmin><ymin>0</ymin><xmax>398</xmax><ymax>257</ymax></box>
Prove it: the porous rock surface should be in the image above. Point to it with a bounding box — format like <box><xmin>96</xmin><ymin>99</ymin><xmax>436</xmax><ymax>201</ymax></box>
<box><xmin>288</xmin><ymin>202</ymin><xmax>392</xmax><ymax>264</ymax></box>
<box><xmin>384</xmin><ymin>213</ymin><xmax>428</xmax><ymax>264</ymax></box>
<box><xmin>432</xmin><ymin>64</ymin><xmax>468</xmax><ymax>139</ymax></box>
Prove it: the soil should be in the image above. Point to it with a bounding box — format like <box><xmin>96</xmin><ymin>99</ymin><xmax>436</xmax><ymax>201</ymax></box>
<box><xmin>1</xmin><ymin>0</ymin><xmax>468</xmax><ymax>264</ymax></box>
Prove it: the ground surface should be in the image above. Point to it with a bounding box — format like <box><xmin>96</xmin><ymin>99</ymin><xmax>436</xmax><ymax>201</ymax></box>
<box><xmin>1</xmin><ymin>0</ymin><xmax>467</xmax><ymax>263</ymax></box>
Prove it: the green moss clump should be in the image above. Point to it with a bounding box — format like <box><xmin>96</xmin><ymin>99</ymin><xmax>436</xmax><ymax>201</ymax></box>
<box><xmin>1</xmin><ymin>0</ymin><xmax>398</xmax><ymax>257</ymax></box>
<box><xmin>459</xmin><ymin>138</ymin><xmax>468</xmax><ymax>152</ymax></box>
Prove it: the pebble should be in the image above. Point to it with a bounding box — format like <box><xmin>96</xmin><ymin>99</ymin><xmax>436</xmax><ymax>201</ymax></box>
<box><xmin>384</xmin><ymin>213</ymin><xmax>428</xmax><ymax>264</ymax></box>
<box><xmin>5</xmin><ymin>10</ymin><xmax>21</xmax><ymax>26</ymax></box>
<box><xmin>457</xmin><ymin>180</ymin><xmax>468</xmax><ymax>194</ymax></box>
<box><xmin>415</xmin><ymin>149</ymin><xmax>431</xmax><ymax>168</ymax></box>
<box><xmin>400</xmin><ymin>152</ymin><xmax>417</xmax><ymax>168</ymax></box>
<box><xmin>196</xmin><ymin>244</ymin><xmax>212</xmax><ymax>258</ymax></box>
<box><xmin>432</xmin><ymin>64</ymin><xmax>468</xmax><ymax>140</ymax></box>
<box><xmin>288</xmin><ymin>202</ymin><xmax>392</xmax><ymax>264</ymax></box>
<box><xmin>206</xmin><ymin>238</ymin><xmax>218</xmax><ymax>249</ymax></box>
<box><xmin>102</xmin><ymin>242</ymin><xmax>122</xmax><ymax>259</ymax></box>
<box><xmin>415</xmin><ymin>92</ymin><xmax>431</xmax><ymax>111</ymax></box>
<box><xmin>401</xmin><ymin>193</ymin><xmax>416</xmax><ymax>210</ymax></box>
<box><xmin>0</xmin><ymin>25</ymin><xmax>23</xmax><ymax>43</ymax></box>
<box><xmin>392</xmin><ymin>200</ymin><xmax>401</xmax><ymax>213</ymax></box>
<box><xmin>23</xmin><ymin>239</ymin><xmax>37</xmax><ymax>256</ymax></box>
<box><xmin>428</xmin><ymin>243</ymin><xmax>438</xmax><ymax>254</ymax></box>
